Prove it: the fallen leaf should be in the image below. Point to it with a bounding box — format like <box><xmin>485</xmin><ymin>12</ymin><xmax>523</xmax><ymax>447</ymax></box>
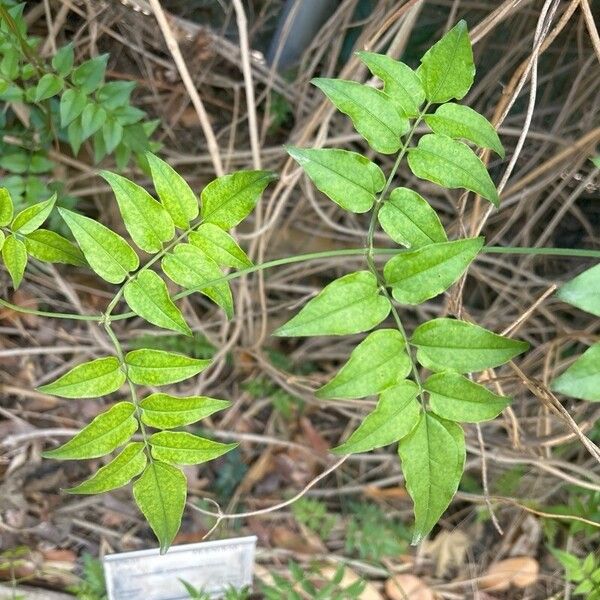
<box><xmin>385</xmin><ymin>574</ymin><xmax>434</xmax><ymax>600</ymax></box>
<box><xmin>422</xmin><ymin>530</ymin><xmax>469</xmax><ymax>577</ymax></box>
<box><xmin>479</xmin><ymin>556</ymin><xmax>539</xmax><ymax>591</ymax></box>
<box><xmin>365</xmin><ymin>486</ymin><xmax>408</xmax><ymax>501</ymax></box>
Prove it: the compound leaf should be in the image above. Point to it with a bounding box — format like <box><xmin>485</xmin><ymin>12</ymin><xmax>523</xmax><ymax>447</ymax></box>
<box><xmin>378</xmin><ymin>187</ymin><xmax>447</xmax><ymax>248</ymax></box>
<box><xmin>66</xmin><ymin>442</ymin><xmax>146</xmax><ymax>494</ymax></box>
<box><xmin>201</xmin><ymin>170</ymin><xmax>275</xmax><ymax>230</ymax></box>
<box><xmin>317</xmin><ymin>329</ymin><xmax>411</xmax><ymax>399</ymax></box>
<box><xmin>411</xmin><ymin>318</ymin><xmax>529</xmax><ymax>373</ymax></box>
<box><xmin>125</xmin><ymin>349</ymin><xmax>211</xmax><ymax>386</ymax></box>
<box><xmin>38</xmin><ymin>356</ymin><xmax>126</xmax><ymax>398</ymax></box>
<box><xmin>551</xmin><ymin>344</ymin><xmax>600</xmax><ymax>401</ymax></box>
<box><xmin>124</xmin><ymin>270</ymin><xmax>191</xmax><ymax>336</ymax></box>
<box><xmin>2</xmin><ymin>235</ymin><xmax>27</xmax><ymax>289</ymax></box>
<box><xmin>357</xmin><ymin>51</ymin><xmax>425</xmax><ymax>117</ymax></box>
<box><xmin>42</xmin><ymin>402</ymin><xmax>138</xmax><ymax>460</ymax></box>
<box><xmin>59</xmin><ymin>208</ymin><xmax>139</xmax><ymax>284</ymax></box>
<box><xmin>398</xmin><ymin>412</ymin><xmax>465</xmax><ymax>544</ymax></box>
<box><xmin>25</xmin><ymin>229</ymin><xmax>85</xmax><ymax>265</ymax></box>
<box><xmin>417</xmin><ymin>20</ymin><xmax>474</xmax><ymax>103</ymax></box>
<box><xmin>273</xmin><ymin>271</ymin><xmax>391</xmax><ymax>337</ymax></box>
<box><xmin>133</xmin><ymin>461</ymin><xmax>186</xmax><ymax>554</ymax></box>
<box><xmin>11</xmin><ymin>194</ymin><xmax>56</xmax><ymax>234</ymax></box>
<box><xmin>189</xmin><ymin>224</ymin><xmax>252</xmax><ymax>269</ymax></box>
<box><xmin>408</xmin><ymin>134</ymin><xmax>499</xmax><ymax>205</ymax></box>
<box><xmin>424</xmin><ymin>103</ymin><xmax>504</xmax><ymax>157</ymax></box>
<box><xmin>333</xmin><ymin>381</ymin><xmax>420</xmax><ymax>454</ymax></box>
<box><xmin>0</xmin><ymin>187</ymin><xmax>13</xmax><ymax>226</ymax></box>
<box><xmin>100</xmin><ymin>171</ymin><xmax>174</xmax><ymax>253</ymax></box>
<box><xmin>312</xmin><ymin>78</ymin><xmax>409</xmax><ymax>154</ymax></box>
<box><xmin>286</xmin><ymin>146</ymin><xmax>385</xmax><ymax>213</ymax></box>
<box><xmin>384</xmin><ymin>237</ymin><xmax>483</xmax><ymax>304</ymax></box>
<box><xmin>146</xmin><ymin>152</ymin><xmax>199</xmax><ymax>229</ymax></box>
<box><xmin>556</xmin><ymin>264</ymin><xmax>600</xmax><ymax>317</ymax></box>
<box><xmin>149</xmin><ymin>431</ymin><xmax>237</xmax><ymax>465</ymax></box>
<box><xmin>140</xmin><ymin>394</ymin><xmax>231</xmax><ymax>429</ymax></box>
<box><xmin>425</xmin><ymin>372</ymin><xmax>511</xmax><ymax>422</ymax></box>
<box><xmin>162</xmin><ymin>243</ymin><xmax>233</xmax><ymax>318</ymax></box>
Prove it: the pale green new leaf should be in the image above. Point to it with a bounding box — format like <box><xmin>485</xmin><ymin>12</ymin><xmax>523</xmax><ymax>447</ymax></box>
<box><xmin>398</xmin><ymin>412</ymin><xmax>465</xmax><ymax>544</ymax></box>
<box><xmin>0</xmin><ymin>188</ymin><xmax>13</xmax><ymax>226</ymax></box>
<box><xmin>333</xmin><ymin>381</ymin><xmax>420</xmax><ymax>454</ymax></box>
<box><xmin>378</xmin><ymin>188</ymin><xmax>447</xmax><ymax>248</ymax></box>
<box><xmin>133</xmin><ymin>461</ymin><xmax>186</xmax><ymax>554</ymax></box>
<box><xmin>551</xmin><ymin>344</ymin><xmax>600</xmax><ymax>401</ymax></box>
<box><xmin>0</xmin><ymin>230</ymin><xmax>4</xmax><ymax>251</ymax></box>
<box><xmin>424</xmin><ymin>103</ymin><xmax>504</xmax><ymax>157</ymax></box>
<box><xmin>100</xmin><ymin>171</ymin><xmax>175</xmax><ymax>253</ymax></box>
<box><xmin>357</xmin><ymin>51</ymin><xmax>425</xmax><ymax>117</ymax></box>
<box><xmin>38</xmin><ymin>356</ymin><xmax>126</xmax><ymax>398</ymax></box>
<box><xmin>140</xmin><ymin>394</ymin><xmax>231</xmax><ymax>429</ymax></box>
<box><xmin>124</xmin><ymin>270</ymin><xmax>191</xmax><ymax>336</ymax></box>
<box><xmin>417</xmin><ymin>20</ymin><xmax>474</xmax><ymax>103</ymax></box>
<box><xmin>149</xmin><ymin>431</ymin><xmax>237</xmax><ymax>465</ymax></box>
<box><xmin>146</xmin><ymin>152</ymin><xmax>199</xmax><ymax>229</ymax></box>
<box><xmin>425</xmin><ymin>372</ymin><xmax>511</xmax><ymax>422</ymax></box>
<box><xmin>411</xmin><ymin>318</ymin><xmax>529</xmax><ymax>373</ymax></box>
<box><xmin>317</xmin><ymin>329</ymin><xmax>411</xmax><ymax>399</ymax></box>
<box><xmin>66</xmin><ymin>442</ymin><xmax>146</xmax><ymax>494</ymax></box>
<box><xmin>556</xmin><ymin>264</ymin><xmax>600</xmax><ymax>317</ymax></box>
<box><xmin>59</xmin><ymin>208</ymin><xmax>139</xmax><ymax>284</ymax></box>
<box><xmin>2</xmin><ymin>235</ymin><xmax>27</xmax><ymax>289</ymax></box>
<box><xmin>162</xmin><ymin>244</ymin><xmax>233</xmax><ymax>317</ymax></box>
<box><xmin>384</xmin><ymin>237</ymin><xmax>483</xmax><ymax>304</ymax></box>
<box><xmin>25</xmin><ymin>229</ymin><xmax>85</xmax><ymax>265</ymax></box>
<box><xmin>312</xmin><ymin>78</ymin><xmax>409</xmax><ymax>154</ymax></box>
<box><xmin>286</xmin><ymin>146</ymin><xmax>385</xmax><ymax>213</ymax></box>
<box><xmin>42</xmin><ymin>402</ymin><xmax>138</xmax><ymax>460</ymax></box>
<box><xmin>189</xmin><ymin>224</ymin><xmax>252</xmax><ymax>269</ymax></box>
<box><xmin>408</xmin><ymin>134</ymin><xmax>499</xmax><ymax>205</ymax></box>
<box><xmin>11</xmin><ymin>194</ymin><xmax>56</xmax><ymax>234</ymax></box>
<box><xmin>125</xmin><ymin>349</ymin><xmax>211</xmax><ymax>386</ymax></box>
<box><xmin>201</xmin><ymin>170</ymin><xmax>275</xmax><ymax>230</ymax></box>
<box><xmin>273</xmin><ymin>271</ymin><xmax>391</xmax><ymax>337</ymax></box>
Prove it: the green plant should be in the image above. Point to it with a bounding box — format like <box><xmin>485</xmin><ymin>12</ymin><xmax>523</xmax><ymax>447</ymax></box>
<box><xmin>67</xmin><ymin>553</ymin><xmax>107</xmax><ymax>600</ymax></box>
<box><xmin>179</xmin><ymin>579</ymin><xmax>251</xmax><ymax>599</ymax></box>
<box><xmin>552</xmin><ymin>548</ymin><xmax>600</xmax><ymax>599</ymax></box>
<box><xmin>292</xmin><ymin>497</ymin><xmax>337</xmax><ymax>540</ymax></box>
<box><xmin>0</xmin><ymin>546</ymin><xmax>29</xmax><ymax>599</ymax></box>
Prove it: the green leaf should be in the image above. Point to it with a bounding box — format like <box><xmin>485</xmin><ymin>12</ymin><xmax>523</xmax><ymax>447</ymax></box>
<box><xmin>161</xmin><ymin>243</ymin><xmax>233</xmax><ymax>318</ymax></box>
<box><xmin>102</xmin><ymin>118</ymin><xmax>123</xmax><ymax>154</ymax></box>
<box><xmin>378</xmin><ymin>187</ymin><xmax>447</xmax><ymax>248</ymax></box>
<box><xmin>0</xmin><ymin>187</ymin><xmax>14</xmax><ymax>226</ymax></box>
<box><xmin>100</xmin><ymin>171</ymin><xmax>175</xmax><ymax>253</ymax></box>
<box><xmin>273</xmin><ymin>271</ymin><xmax>391</xmax><ymax>337</ymax></box>
<box><xmin>25</xmin><ymin>229</ymin><xmax>85</xmax><ymax>266</ymax></box>
<box><xmin>124</xmin><ymin>270</ymin><xmax>191</xmax><ymax>336</ymax></box>
<box><xmin>2</xmin><ymin>234</ymin><xmax>27</xmax><ymax>289</ymax></box>
<box><xmin>42</xmin><ymin>402</ymin><xmax>138</xmax><ymax>460</ymax></box>
<box><xmin>97</xmin><ymin>81</ymin><xmax>136</xmax><ymax>110</ymax></box>
<box><xmin>312</xmin><ymin>78</ymin><xmax>409</xmax><ymax>154</ymax></box>
<box><xmin>384</xmin><ymin>237</ymin><xmax>483</xmax><ymax>304</ymax></box>
<box><xmin>11</xmin><ymin>194</ymin><xmax>56</xmax><ymax>234</ymax></box>
<box><xmin>60</xmin><ymin>88</ymin><xmax>87</xmax><ymax>127</ymax></box>
<box><xmin>357</xmin><ymin>51</ymin><xmax>425</xmax><ymax>117</ymax></box>
<box><xmin>52</xmin><ymin>43</ymin><xmax>74</xmax><ymax>76</ymax></box>
<box><xmin>398</xmin><ymin>412</ymin><xmax>465</xmax><ymax>544</ymax></box>
<box><xmin>149</xmin><ymin>431</ymin><xmax>237</xmax><ymax>465</ymax></box>
<box><xmin>425</xmin><ymin>372</ymin><xmax>511</xmax><ymax>422</ymax></box>
<box><xmin>146</xmin><ymin>153</ymin><xmax>199</xmax><ymax>229</ymax></box>
<box><xmin>317</xmin><ymin>329</ymin><xmax>411</xmax><ymax>399</ymax></box>
<box><xmin>333</xmin><ymin>381</ymin><xmax>420</xmax><ymax>453</ymax></box>
<box><xmin>38</xmin><ymin>356</ymin><xmax>126</xmax><ymax>398</ymax></box>
<box><xmin>59</xmin><ymin>208</ymin><xmax>139</xmax><ymax>284</ymax></box>
<box><xmin>411</xmin><ymin>318</ymin><xmax>529</xmax><ymax>373</ymax></box>
<box><xmin>81</xmin><ymin>103</ymin><xmax>107</xmax><ymax>138</ymax></box>
<box><xmin>424</xmin><ymin>103</ymin><xmax>504</xmax><ymax>157</ymax></box>
<box><xmin>201</xmin><ymin>170</ymin><xmax>275</xmax><ymax>230</ymax></box>
<box><xmin>286</xmin><ymin>147</ymin><xmax>384</xmax><ymax>213</ymax></box>
<box><xmin>34</xmin><ymin>73</ymin><xmax>63</xmax><ymax>101</ymax></box>
<box><xmin>125</xmin><ymin>349</ymin><xmax>211</xmax><ymax>386</ymax></box>
<box><xmin>408</xmin><ymin>134</ymin><xmax>499</xmax><ymax>205</ymax></box>
<box><xmin>71</xmin><ymin>54</ymin><xmax>108</xmax><ymax>93</ymax></box>
<box><xmin>66</xmin><ymin>442</ymin><xmax>146</xmax><ymax>494</ymax></box>
<box><xmin>133</xmin><ymin>461</ymin><xmax>186</xmax><ymax>554</ymax></box>
<box><xmin>417</xmin><ymin>20</ymin><xmax>474</xmax><ymax>103</ymax></box>
<box><xmin>67</xmin><ymin>118</ymin><xmax>84</xmax><ymax>155</ymax></box>
<box><xmin>551</xmin><ymin>344</ymin><xmax>600</xmax><ymax>401</ymax></box>
<box><xmin>188</xmin><ymin>224</ymin><xmax>251</xmax><ymax>269</ymax></box>
<box><xmin>0</xmin><ymin>230</ymin><xmax>4</xmax><ymax>251</ymax></box>
<box><xmin>140</xmin><ymin>394</ymin><xmax>231</xmax><ymax>429</ymax></box>
<box><xmin>556</xmin><ymin>264</ymin><xmax>600</xmax><ymax>317</ymax></box>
